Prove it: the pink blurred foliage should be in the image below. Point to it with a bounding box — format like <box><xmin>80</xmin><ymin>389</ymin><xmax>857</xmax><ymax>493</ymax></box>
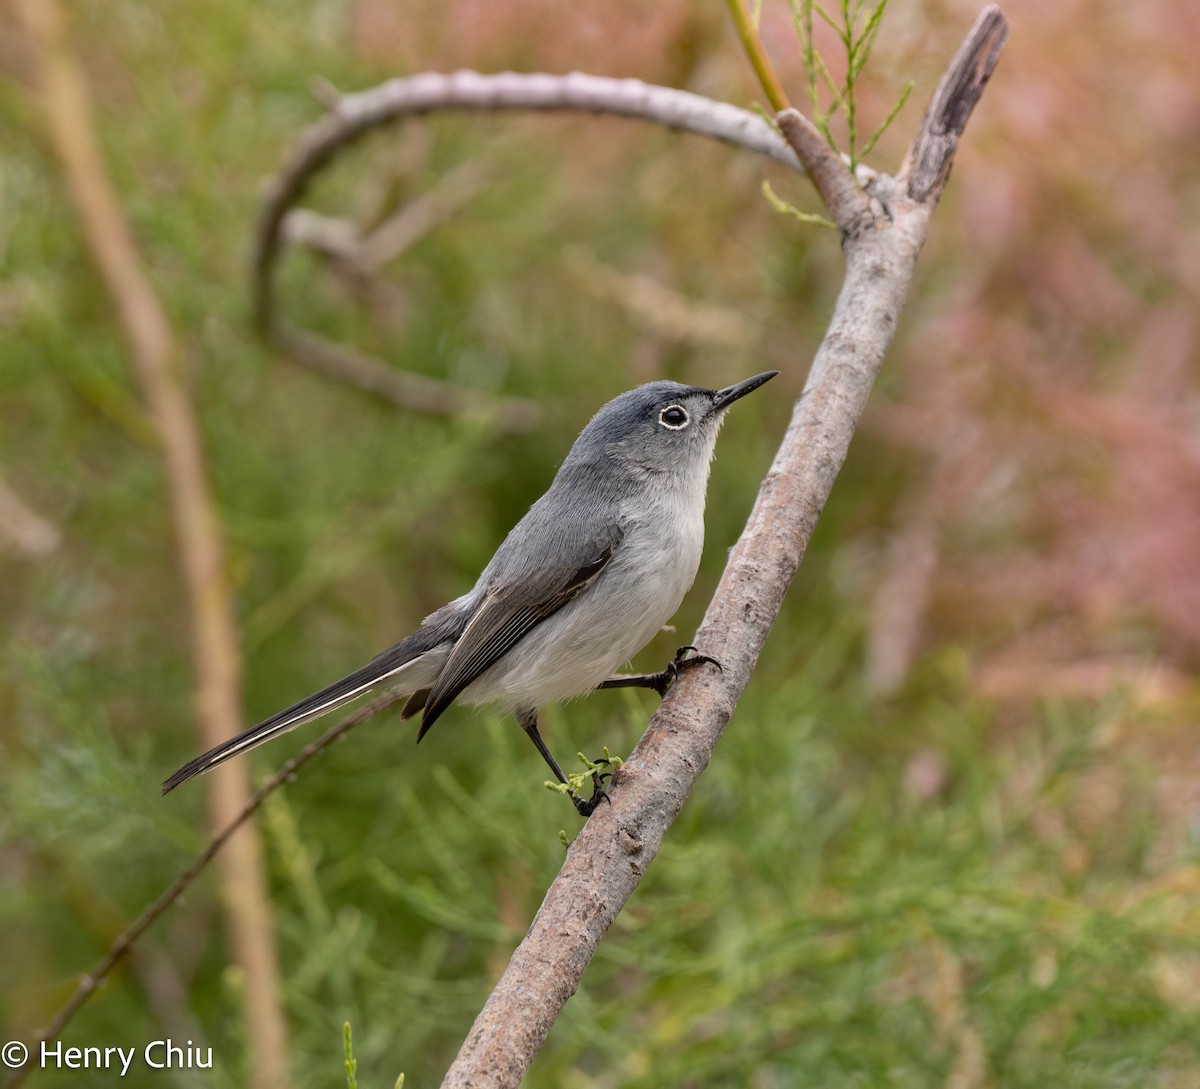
<box><xmin>867</xmin><ymin>0</ymin><xmax>1200</xmax><ymax>698</ymax></box>
<box><xmin>352</xmin><ymin>0</ymin><xmax>712</xmax><ymax>84</ymax></box>
<box><xmin>349</xmin><ymin>0</ymin><xmax>924</xmax><ymax>159</ymax></box>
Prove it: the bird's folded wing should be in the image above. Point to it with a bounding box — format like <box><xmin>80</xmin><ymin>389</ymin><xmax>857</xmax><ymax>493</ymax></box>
<box><xmin>417</xmin><ymin>527</ymin><xmax>623</xmax><ymax>738</ymax></box>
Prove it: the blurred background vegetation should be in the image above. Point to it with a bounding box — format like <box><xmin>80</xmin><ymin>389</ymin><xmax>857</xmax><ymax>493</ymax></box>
<box><xmin>2</xmin><ymin>0</ymin><xmax>1199</xmax><ymax>1086</ymax></box>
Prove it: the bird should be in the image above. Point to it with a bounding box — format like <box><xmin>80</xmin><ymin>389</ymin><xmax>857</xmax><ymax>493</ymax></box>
<box><xmin>163</xmin><ymin>371</ymin><xmax>777</xmax><ymax>814</ymax></box>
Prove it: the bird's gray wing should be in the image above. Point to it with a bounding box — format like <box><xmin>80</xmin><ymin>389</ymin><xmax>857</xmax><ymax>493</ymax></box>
<box><xmin>416</xmin><ymin>525</ymin><xmax>623</xmax><ymax>739</ymax></box>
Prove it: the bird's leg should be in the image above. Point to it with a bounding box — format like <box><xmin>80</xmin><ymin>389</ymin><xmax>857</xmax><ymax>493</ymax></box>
<box><xmin>516</xmin><ymin>707</ymin><xmax>609</xmax><ymax>817</ymax></box>
<box><xmin>596</xmin><ymin>645</ymin><xmax>722</xmax><ymax>699</ymax></box>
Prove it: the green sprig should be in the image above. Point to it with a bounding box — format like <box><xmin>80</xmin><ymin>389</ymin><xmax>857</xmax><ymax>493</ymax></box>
<box><xmin>788</xmin><ymin>0</ymin><xmax>910</xmax><ymax>169</ymax></box>
<box><xmin>762</xmin><ymin>180</ymin><xmax>837</xmax><ymax>230</ymax></box>
<box><xmin>343</xmin><ymin>1022</ymin><xmax>357</xmax><ymax>1089</ymax></box>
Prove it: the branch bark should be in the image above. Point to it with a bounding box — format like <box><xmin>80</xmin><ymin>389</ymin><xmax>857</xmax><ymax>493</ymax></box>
<box><xmin>11</xmin><ymin>3</ymin><xmax>290</xmax><ymax>1087</ymax></box>
<box><xmin>776</xmin><ymin>108</ymin><xmax>871</xmax><ymax>232</ymax></box>
<box><xmin>441</xmin><ymin>7</ymin><xmax>1007</xmax><ymax>1087</ymax></box>
<box><xmin>902</xmin><ymin>6</ymin><xmax>1008</xmax><ymax>203</ymax></box>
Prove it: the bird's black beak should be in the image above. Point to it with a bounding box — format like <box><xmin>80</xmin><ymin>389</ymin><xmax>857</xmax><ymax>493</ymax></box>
<box><xmin>711</xmin><ymin>370</ymin><xmax>779</xmax><ymax>411</ymax></box>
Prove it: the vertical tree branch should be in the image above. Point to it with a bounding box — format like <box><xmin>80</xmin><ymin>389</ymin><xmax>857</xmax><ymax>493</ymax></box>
<box><xmin>12</xmin><ymin>3</ymin><xmax>290</xmax><ymax>1086</ymax></box>
<box><xmin>440</xmin><ymin>198</ymin><xmax>930</xmax><ymax>1089</ymax></box>
<box><xmin>441</xmin><ymin>10</ymin><xmax>1006</xmax><ymax>1088</ymax></box>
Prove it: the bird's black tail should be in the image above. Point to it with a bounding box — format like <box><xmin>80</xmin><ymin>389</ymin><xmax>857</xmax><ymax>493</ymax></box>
<box><xmin>161</xmin><ymin>626</ymin><xmax>450</xmax><ymax>795</ymax></box>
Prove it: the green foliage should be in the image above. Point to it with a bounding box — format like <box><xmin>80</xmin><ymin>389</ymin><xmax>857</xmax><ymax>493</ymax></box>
<box><xmin>545</xmin><ymin>748</ymin><xmax>623</xmax><ymax>807</ymax></box>
<box><xmin>790</xmin><ymin>0</ymin><xmax>915</xmax><ymax>167</ymax></box>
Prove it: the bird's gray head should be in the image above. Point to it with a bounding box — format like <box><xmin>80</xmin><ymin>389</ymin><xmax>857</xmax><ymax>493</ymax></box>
<box><xmin>564</xmin><ymin>371</ymin><xmax>779</xmax><ymax>480</ymax></box>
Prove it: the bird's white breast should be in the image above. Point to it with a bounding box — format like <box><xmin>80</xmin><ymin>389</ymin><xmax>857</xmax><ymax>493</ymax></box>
<box><xmin>462</xmin><ymin>470</ymin><xmax>708</xmax><ymax>709</ymax></box>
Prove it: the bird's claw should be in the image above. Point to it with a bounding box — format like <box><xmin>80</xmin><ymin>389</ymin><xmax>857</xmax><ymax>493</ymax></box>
<box><xmin>651</xmin><ymin>645</ymin><xmax>723</xmax><ymax>696</ymax></box>
<box><xmin>555</xmin><ymin>752</ymin><xmax>619</xmax><ymax>816</ymax></box>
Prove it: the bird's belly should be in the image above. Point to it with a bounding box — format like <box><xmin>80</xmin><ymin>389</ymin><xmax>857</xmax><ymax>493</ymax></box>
<box><xmin>462</xmin><ymin>513</ymin><xmax>704</xmax><ymax>709</ymax></box>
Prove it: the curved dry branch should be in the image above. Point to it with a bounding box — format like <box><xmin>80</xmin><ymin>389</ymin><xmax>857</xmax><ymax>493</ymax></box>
<box><xmin>254</xmin><ymin>71</ymin><xmax>803</xmax><ymax>330</ymax></box>
<box><xmin>252</xmin><ymin>72</ymin><xmax>806</xmax><ymax>428</ymax></box>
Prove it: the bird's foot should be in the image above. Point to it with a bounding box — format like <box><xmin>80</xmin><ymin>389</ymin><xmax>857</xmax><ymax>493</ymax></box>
<box><xmin>595</xmin><ymin>647</ymin><xmax>722</xmax><ymax>697</ymax></box>
<box><xmin>648</xmin><ymin>645</ymin><xmax>723</xmax><ymax>697</ymax></box>
<box><xmin>570</xmin><ymin>771</ymin><xmax>611</xmax><ymax>817</ymax></box>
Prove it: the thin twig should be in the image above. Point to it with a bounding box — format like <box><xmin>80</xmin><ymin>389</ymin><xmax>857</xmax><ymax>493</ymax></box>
<box><xmin>280</xmin><ymin>157</ymin><xmax>491</xmax><ymax>271</ymax></box>
<box><xmin>279</xmin><ymin>208</ymin><xmax>362</xmax><ymax>262</ymax></box>
<box><xmin>34</xmin><ymin>854</ymin><xmax>210</xmax><ymax>1089</ymax></box>
<box><xmin>277</xmin><ymin>327</ymin><xmax>541</xmax><ymax>430</ymax></box>
<box><xmin>356</xmin><ymin>157</ymin><xmax>492</xmax><ymax>270</ymax></box>
<box><xmin>5</xmin><ymin>693</ymin><xmax>403</xmax><ymax>1089</ymax></box>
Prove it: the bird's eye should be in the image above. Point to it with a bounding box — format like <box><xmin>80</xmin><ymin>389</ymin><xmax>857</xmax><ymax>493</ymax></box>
<box><xmin>658</xmin><ymin>405</ymin><xmax>690</xmax><ymax>430</ymax></box>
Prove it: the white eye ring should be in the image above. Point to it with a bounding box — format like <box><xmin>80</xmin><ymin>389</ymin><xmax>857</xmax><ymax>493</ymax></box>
<box><xmin>659</xmin><ymin>404</ymin><xmax>690</xmax><ymax>430</ymax></box>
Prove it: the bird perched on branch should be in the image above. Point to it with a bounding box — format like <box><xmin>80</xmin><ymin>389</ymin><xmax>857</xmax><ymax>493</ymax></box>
<box><xmin>163</xmin><ymin>371</ymin><xmax>777</xmax><ymax>814</ymax></box>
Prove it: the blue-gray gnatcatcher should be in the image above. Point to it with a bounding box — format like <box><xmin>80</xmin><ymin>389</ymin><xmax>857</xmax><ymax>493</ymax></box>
<box><xmin>163</xmin><ymin>371</ymin><xmax>777</xmax><ymax>813</ymax></box>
